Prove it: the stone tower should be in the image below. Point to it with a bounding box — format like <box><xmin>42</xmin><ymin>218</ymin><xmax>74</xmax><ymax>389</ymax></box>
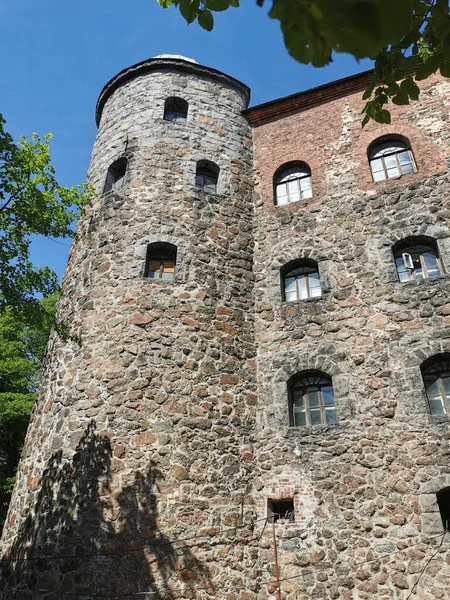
<box><xmin>2</xmin><ymin>59</ymin><xmax>450</xmax><ymax>600</ymax></box>
<box><xmin>0</xmin><ymin>56</ymin><xmax>258</xmax><ymax>598</ymax></box>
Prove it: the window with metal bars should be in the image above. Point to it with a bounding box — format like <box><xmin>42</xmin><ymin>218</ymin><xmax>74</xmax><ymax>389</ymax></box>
<box><xmin>144</xmin><ymin>243</ymin><xmax>177</xmax><ymax>281</ymax></box>
<box><xmin>393</xmin><ymin>238</ymin><xmax>442</xmax><ymax>282</ymax></box>
<box><xmin>103</xmin><ymin>158</ymin><xmax>127</xmax><ymax>193</ymax></box>
<box><xmin>289</xmin><ymin>371</ymin><xmax>336</xmax><ymax>427</ymax></box>
<box><xmin>437</xmin><ymin>488</ymin><xmax>450</xmax><ymax>532</ymax></box>
<box><xmin>274</xmin><ymin>162</ymin><xmax>312</xmax><ymax>206</ymax></box>
<box><xmin>163</xmin><ymin>97</ymin><xmax>188</xmax><ymax>123</ymax></box>
<box><xmin>368</xmin><ymin>136</ymin><xmax>416</xmax><ymax>182</ymax></box>
<box><xmin>421</xmin><ymin>355</ymin><xmax>450</xmax><ymax>416</ymax></box>
<box><xmin>282</xmin><ymin>260</ymin><xmax>321</xmax><ymax>302</ymax></box>
<box><xmin>268</xmin><ymin>499</ymin><xmax>295</xmax><ymax>523</ymax></box>
<box><xmin>195</xmin><ymin>160</ymin><xmax>219</xmax><ymax>193</ymax></box>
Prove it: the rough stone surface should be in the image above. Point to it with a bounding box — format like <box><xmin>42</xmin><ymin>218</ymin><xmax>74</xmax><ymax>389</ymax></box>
<box><xmin>1</xmin><ymin>59</ymin><xmax>450</xmax><ymax>600</ymax></box>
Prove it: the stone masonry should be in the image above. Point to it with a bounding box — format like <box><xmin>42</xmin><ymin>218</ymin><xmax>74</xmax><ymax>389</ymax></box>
<box><xmin>1</xmin><ymin>57</ymin><xmax>450</xmax><ymax>600</ymax></box>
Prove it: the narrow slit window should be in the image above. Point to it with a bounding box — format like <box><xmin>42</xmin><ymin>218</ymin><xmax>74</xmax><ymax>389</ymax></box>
<box><xmin>164</xmin><ymin>97</ymin><xmax>188</xmax><ymax>123</ymax></box>
<box><xmin>268</xmin><ymin>499</ymin><xmax>295</xmax><ymax>523</ymax></box>
<box><xmin>437</xmin><ymin>488</ymin><xmax>450</xmax><ymax>532</ymax></box>
<box><xmin>103</xmin><ymin>158</ymin><xmax>127</xmax><ymax>193</ymax></box>
<box><xmin>145</xmin><ymin>243</ymin><xmax>177</xmax><ymax>281</ymax></box>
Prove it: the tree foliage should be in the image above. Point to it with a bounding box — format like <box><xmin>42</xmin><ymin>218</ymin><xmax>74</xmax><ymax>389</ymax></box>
<box><xmin>155</xmin><ymin>0</ymin><xmax>450</xmax><ymax>124</ymax></box>
<box><xmin>0</xmin><ymin>114</ymin><xmax>95</xmax><ymax>327</ymax></box>
<box><xmin>0</xmin><ymin>296</ymin><xmax>55</xmax><ymax>527</ymax></box>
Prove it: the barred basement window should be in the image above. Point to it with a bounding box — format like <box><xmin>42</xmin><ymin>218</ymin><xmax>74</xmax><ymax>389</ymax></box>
<box><xmin>274</xmin><ymin>162</ymin><xmax>312</xmax><ymax>206</ymax></box>
<box><xmin>393</xmin><ymin>237</ymin><xmax>442</xmax><ymax>282</ymax></box>
<box><xmin>164</xmin><ymin>97</ymin><xmax>188</xmax><ymax>123</ymax></box>
<box><xmin>368</xmin><ymin>136</ymin><xmax>416</xmax><ymax>182</ymax></box>
<box><xmin>195</xmin><ymin>160</ymin><xmax>219</xmax><ymax>192</ymax></box>
<box><xmin>268</xmin><ymin>499</ymin><xmax>295</xmax><ymax>523</ymax></box>
<box><xmin>437</xmin><ymin>488</ymin><xmax>450</xmax><ymax>532</ymax></box>
<box><xmin>282</xmin><ymin>259</ymin><xmax>321</xmax><ymax>302</ymax></box>
<box><xmin>145</xmin><ymin>242</ymin><xmax>177</xmax><ymax>281</ymax></box>
<box><xmin>421</xmin><ymin>355</ymin><xmax>450</xmax><ymax>416</ymax></box>
<box><xmin>103</xmin><ymin>158</ymin><xmax>127</xmax><ymax>193</ymax></box>
<box><xmin>289</xmin><ymin>371</ymin><xmax>336</xmax><ymax>427</ymax></box>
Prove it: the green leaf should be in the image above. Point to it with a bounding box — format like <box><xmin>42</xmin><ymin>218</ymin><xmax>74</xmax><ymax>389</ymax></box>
<box><xmin>387</xmin><ymin>82</ymin><xmax>400</xmax><ymax>96</ymax></box>
<box><xmin>179</xmin><ymin>0</ymin><xmax>200</xmax><ymax>23</ymax></box>
<box><xmin>198</xmin><ymin>8</ymin><xmax>214</xmax><ymax>30</ymax></box>
<box><xmin>207</xmin><ymin>0</ymin><xmax>233</xmax><ymax>11</ymax></box>
<box><xmin>392</xmin><ymin>91</ymin><xmax>409</xmax><ymax>105</ymax></box>
<box><xmin>440</xmin><ymin>62</ymin><xmax>450</xmax><ymax>78</ymax></box>
<box><xmin>157</xmin><ymin>0</ymin><xmax>173</xmax><ymax>6</ymax></box>
<box><xmin>415</xmin><ymin>54</ymin><xmax>440</xmax><ymax>80</ymax></box>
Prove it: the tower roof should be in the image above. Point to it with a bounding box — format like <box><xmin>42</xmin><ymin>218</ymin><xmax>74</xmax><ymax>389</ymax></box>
<box><xmin>95</xmin><ymin>55</ymin><xmax>250</xmax><ymax>126</ymax></box>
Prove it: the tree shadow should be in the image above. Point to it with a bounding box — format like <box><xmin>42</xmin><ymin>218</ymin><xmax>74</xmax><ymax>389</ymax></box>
<box><xmin>0</xmin><ymin>420</ymin><xmax>212</xmax><ymax>599</ymax></box>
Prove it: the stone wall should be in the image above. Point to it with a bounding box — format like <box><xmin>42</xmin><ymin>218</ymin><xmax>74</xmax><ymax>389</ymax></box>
<box><xmin>249</xmin><ymin>73</ymin><xmax>450</xmax><ymax>599</ymax></box>
<box><xmin>1</xmin><ymin>59</ymin><xmax>450</xmax><ymax>600</ymax></box>
<box><xmin>0</xmin><ymin>58</ymin><xmax>258</xmax><ymax>599</ymax></box>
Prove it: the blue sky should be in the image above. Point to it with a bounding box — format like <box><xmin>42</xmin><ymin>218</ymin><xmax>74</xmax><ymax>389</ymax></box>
<box><xmin>0</xmin><ymin>0</ymin><xmax>372</xmax><ymax>280</ymax></box>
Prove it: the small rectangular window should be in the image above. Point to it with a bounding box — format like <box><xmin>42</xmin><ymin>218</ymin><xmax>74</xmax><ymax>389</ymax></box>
<box><xmin>267</xmin><ymin>499</ymin><xmax>295</xmax><ymax>523</ymax></box>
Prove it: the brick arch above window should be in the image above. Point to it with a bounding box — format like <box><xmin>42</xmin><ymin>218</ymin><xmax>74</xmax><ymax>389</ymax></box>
<box><xmin>368</xmin><ymin>134</ymin><xmax>416</xmax><ymax>182</ymax></box>
<box><xmin>354</xmin><ymin>123</ymin><xmax>446</xmax><ymax>190</ymax></box>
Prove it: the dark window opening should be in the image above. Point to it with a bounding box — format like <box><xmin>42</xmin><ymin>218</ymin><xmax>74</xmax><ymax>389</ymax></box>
<box><xmin>164</xmin><ymin>97</ymin><xmax>188</xmax><ymax>123</ymax></box>
<box><xmin>103</xmin><ymin>158</ymin><xmax>127</xmax><ymax>193</ymax></box>
<box><xmin>145</xmin><ymin>242</ymin><xmax>177</xmax><ymax>281</ymax></box>
<box><xmin>268</xmin><ymin>499</ymin><xmax>295</xmax><ymax>523</ymax></box>
<box><xmin>437</xmin><ymin>488</ymin><xmax>450</xmax><ymax>532</ymax></box>
<box><xmin>195</xmin><ymin>160</ymin><xmax>219</xmax><ymax>193</ymax></box>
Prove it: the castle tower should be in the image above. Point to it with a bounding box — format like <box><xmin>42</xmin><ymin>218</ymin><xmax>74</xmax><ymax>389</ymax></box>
<box><xmin>2</xmin><ymin>60</ymin><xmax>450</xmax><ymax>600</ymax></box>
<box><xmin>1</xmin><ymin>56</ymin><xmax>258</xmax><ymax>598</ymax></box>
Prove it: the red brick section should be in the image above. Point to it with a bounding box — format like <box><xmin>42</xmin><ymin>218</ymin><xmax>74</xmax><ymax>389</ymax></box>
<box><xmin>248</xmin><ymin>72</ymin><xmax>448</xmax><ymax>213</ymax></box>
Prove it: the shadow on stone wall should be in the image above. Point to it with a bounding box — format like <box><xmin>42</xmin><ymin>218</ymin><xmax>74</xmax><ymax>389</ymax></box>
<box><xmin>0</xmin><ymin>420</ymin><xmax>212</xmax><ymax>599</ymax></box>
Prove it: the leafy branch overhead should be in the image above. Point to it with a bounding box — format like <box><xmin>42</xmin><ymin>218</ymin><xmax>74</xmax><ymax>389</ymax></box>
<box><xmin>0</xmin><ymin>115</ymin><xmax>95</xmax><ymax>327</ymax></box>
<box><xmin>156</xmin><ymin>0</ymin><xmax>450</xmax><ymax>124</ymax></box>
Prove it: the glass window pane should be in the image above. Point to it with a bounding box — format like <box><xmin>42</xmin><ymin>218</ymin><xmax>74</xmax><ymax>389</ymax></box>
<box><xmin>441</xmin><ymin>376</ymin><xmax>450</xmax><ymax>395</ymax></box>
<box><xmin>423</xmin><ymin>252</ymin><xmax>440</xmax><ymax>278</ymax></box>
<box><xmin>276</xmin><ymin>183</ymin><xmax>287</xmax><ymax>203</ymax></box>
<box><xmin>321</xmin><ymin>386</ymin><xmax>335</xmax><ymax>406</ymax></box>
<box><xmin>429</xmin><ymin>398</ymin><xmax>445</xmax><ymax>415</ymax></box>
<box><xmin>195</xmin><ymin>174</ymin><xmax>204</xmax><ymax>188</ymax></box>
<box><xmin>307</xmin><ymin>390</ymin><xmax>320</xmax><ymax>408</ymax></box>
<box><xmin>294</xmin><ymin>411</ymin><xmax>306</xmax><ymax>426</ymax></box>
<box><xmin>161</xmin><ymin>271</ymin><xmax>174</xmax><ymax>281</ymax></box>
<box><xmin>371</xmin><ymin>159</ymin><xmax>385</xmax><ymax>181</ymax></box>
<box><xmin>297</xmin><ymin>275</ymin><xmax>308</xmax><ymax>300</ymax></box>
<box><xmin>308</xmin><ymin>273</ymin><xmax>322</xmax><ymax>297</ymax></box>
<box><xmin>285</xmin><ymin>290</ymin><xmax>297</xmax><ymax>302</ymax></box>
<box><xmin>310</xmin><ymin>409</ymin><xmax>322</xmax><ymax>425</ymax></box>
<box><xmin>300</xmin><ymin>177</ymin><xmax>312</xmax><ymax>199</ymax></box>
<box><xmin>325</xmin><ymin>408</ymin><xmax>337</xmax><ymax>425</ymax></box>
<box><xmin>396</xmin><ymin>257</ymin><xmax>411</xmax><ymax>282</ymax></box>
<box><xmin>287</xmin><ymin>180</ymin><xmax>300</xmax><ymax>203</ymax></box>
<box><xmin>386</xmin><ymin>165</ymin><xmax>400</xmax><ymax>179</ymax></box>
<box><xmin>425</xmin><ymin>379</ymin><xmax>441</xmax><ymax>398</ymax></box>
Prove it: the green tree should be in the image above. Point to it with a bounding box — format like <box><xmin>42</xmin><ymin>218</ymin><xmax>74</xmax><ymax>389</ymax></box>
<box><xmin>0</xmin><ymin>296</ymin><xmax>55</xmax><ymax>526</ymax></box>
<box><xmin>0</xmin><ymin>114</ymin><xmax>95</xmax><ymax>327</ymax></box>
<box><xmin>156</xmin><ymin>0</ymin><xmax>450</xmax><ymax>124</ymax></box>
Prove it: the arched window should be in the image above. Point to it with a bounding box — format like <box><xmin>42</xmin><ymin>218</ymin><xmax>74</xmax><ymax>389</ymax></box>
<box><xmin>368</xmin><ymin>136</ymin><xmax>416</xmax><ymax>182</ymax></box>
<box><xmin>274</xmin><ymin>163</ymin><xmax>312</xmax><ymax>206</ymax></box>
<box><xmin>289</xmin><ymin>371</ymin><xmax>336</xmax><ymax>427</ymax></box>
<box><xmin>437</xmin><ymin>488</ymin><xmax>450</xmax><ymax>531</ymax></box>
<box><xmin>164</xmin><ymin>97</ymin><xmax>188</xmax><ymax>123</ymax></box>
<box><xmin>282</xmin><ymin>260</ymin><xmax>321</xmax><ymax>302</ymax></box>
<box><xmin>145</xmin><ymin>243</ymin><xmax>177</xmax><ymax>281</ymax></box>
<box><xmin>103</xmin><ymin>158</ymin><xmax>127</xmax><ymax>193</ymax></box>
<box><xmin>393</xmin><ymin>237</ymin><xmax>442</xmax><ymax>282</ymax></box>
<box><xmin>421</xmin><ymin>355</ymin><xmax>450</xmax><ymax>415</ymax></box>
<box><xmin>195</xmin><ymin>160</ymin><xmax>219</xmax><ymax>193</ymax></box>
